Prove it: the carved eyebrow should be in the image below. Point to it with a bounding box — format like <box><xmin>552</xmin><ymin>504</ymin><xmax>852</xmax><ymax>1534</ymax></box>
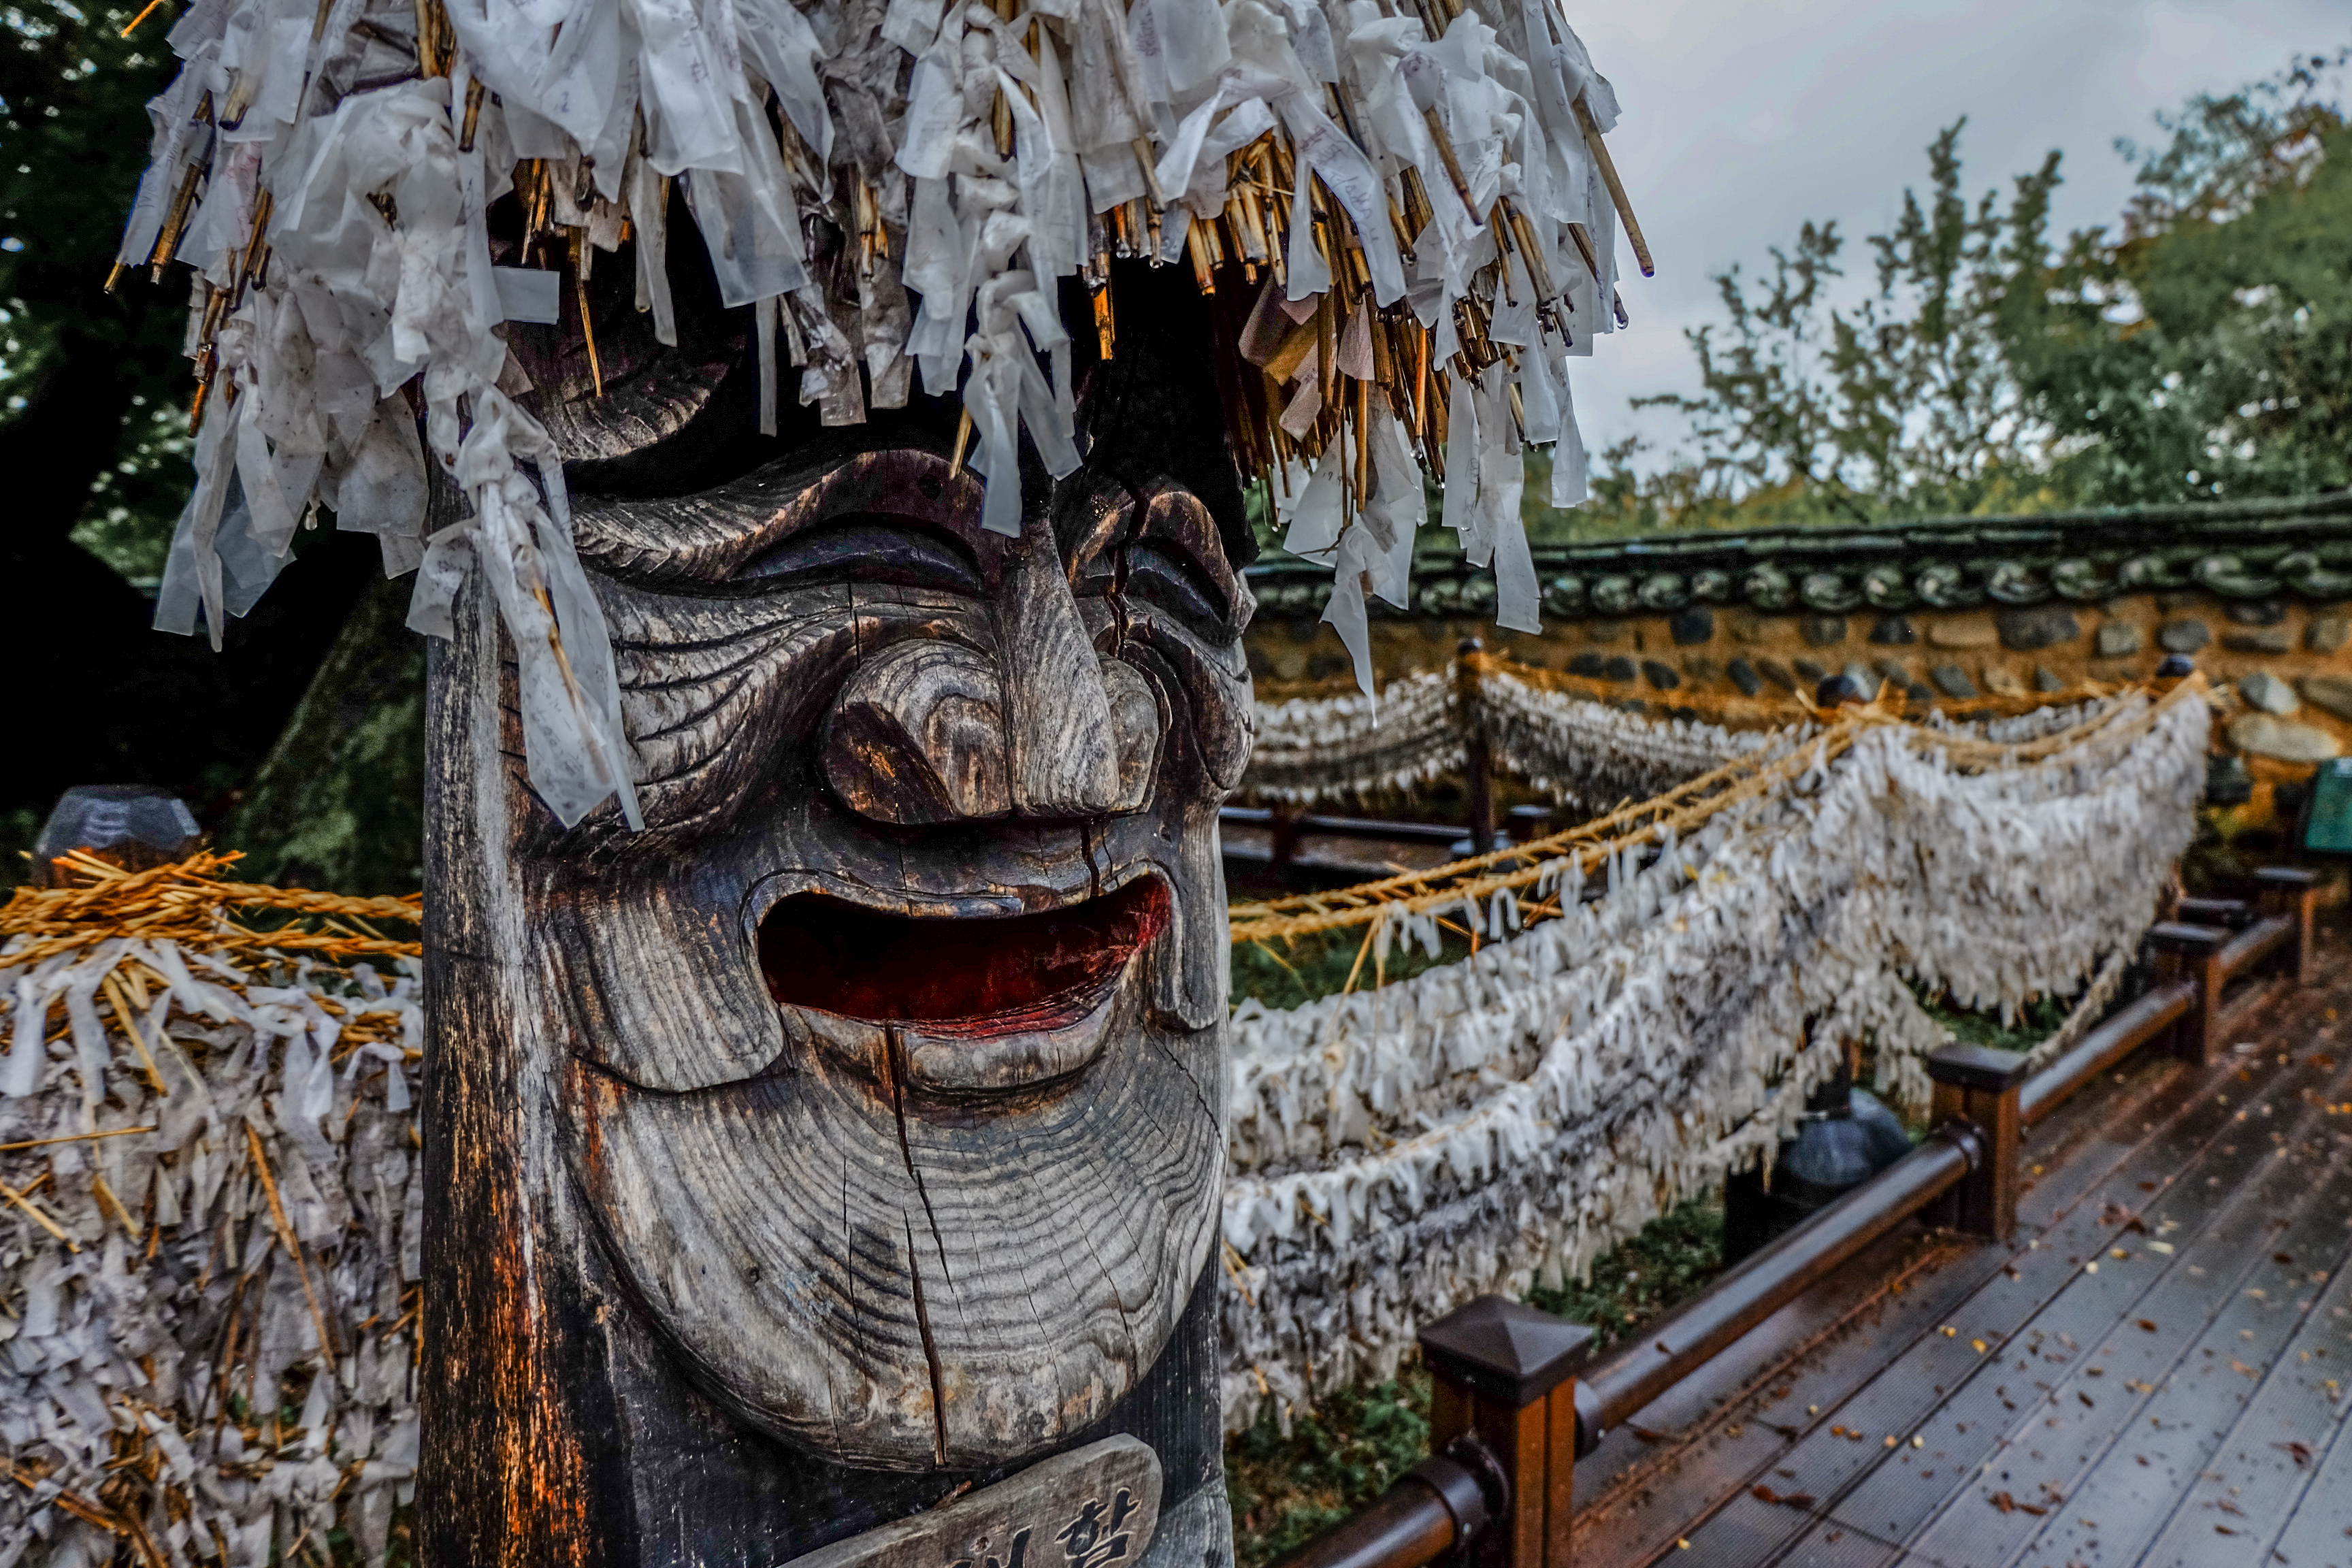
<box><xmin>1127</xmin><ymin>489</ymin><xmax>1239</xmax><ymax>615</ymax></box>
<box><xmin>574</xmin><ymin>449</ymin><xmax>990</xmax><ymax>585</ymax></box>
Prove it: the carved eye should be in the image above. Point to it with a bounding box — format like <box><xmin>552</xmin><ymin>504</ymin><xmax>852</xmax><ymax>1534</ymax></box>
<box><xmin>736</xmin><ymin>516</ymin><xmax>984</xmax><ymax>596</ymax></box>
<box><xmin>1120</xmin><ymin>538</ymin><xmax>1228</xmax><ymax>629</ymax></box>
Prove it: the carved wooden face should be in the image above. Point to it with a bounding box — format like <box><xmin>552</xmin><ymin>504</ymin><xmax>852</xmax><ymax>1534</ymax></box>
<box><xmin>499</xmin><ymin>254</ymin><xmax>1254</xmax><ymax>1473</ymax></box>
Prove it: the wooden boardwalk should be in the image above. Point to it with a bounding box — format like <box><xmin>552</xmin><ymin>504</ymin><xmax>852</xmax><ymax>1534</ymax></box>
<box><xmin>1569</xmin><ymin>927</ymin><xmax>2352</xmax><ymax>1568</ymax></box>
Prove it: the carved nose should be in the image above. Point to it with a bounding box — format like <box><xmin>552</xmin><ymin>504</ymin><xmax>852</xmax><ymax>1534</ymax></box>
<box><xmin>822</xmin><ymin>536</ymin><xmax>1160</xmax><ymax>826</ymax></box>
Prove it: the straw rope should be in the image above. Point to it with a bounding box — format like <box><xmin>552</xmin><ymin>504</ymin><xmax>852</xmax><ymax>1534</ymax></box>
<box><xmin>1228</xmin><ymin>676</ymin><xmax>2200</xmax><ymax>946</ymax></box>
<box><xmin>1</xmin><ymin>851</ymin><xmax>422</xmax><ymax>970</ymax></box>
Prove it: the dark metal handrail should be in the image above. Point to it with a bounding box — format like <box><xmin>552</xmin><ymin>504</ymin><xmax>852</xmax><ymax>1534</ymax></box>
<box><xmin>1571</xmin><ymin>1128</ymin><xmax>1977</xmax><ymax>1454</ymax></box>
<box><xmin>2020</xmin><ymin>980</ymin><xmax>2196</xmax><ymax>1126</ymax></box>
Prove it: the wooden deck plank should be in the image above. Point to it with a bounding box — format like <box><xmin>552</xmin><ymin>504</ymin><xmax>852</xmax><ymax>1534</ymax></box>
<box><xmin>1651</xmin><ymin>994</ymin><xmax>2338</xmax><ymax>1568</ymax></box>
<box><xmin>1888</xmin><ymin>1041</ymin><xmax>2352</xmax><ymax>1568</ymax></box>
<box><xmin>2261</xmin><ymin>1369</ymin><xmax>2352</xmax><ymax>1568</ymax></box>
<box><xmin>2132</xmin><ymin>1236</ymin><xmax>2352</xmax><ymax>1568</ymax></box>
<box><xmin>1571</xmin><ymin>1041</ymin><xmax>2208</xmax><ymax>1568</ymax></box>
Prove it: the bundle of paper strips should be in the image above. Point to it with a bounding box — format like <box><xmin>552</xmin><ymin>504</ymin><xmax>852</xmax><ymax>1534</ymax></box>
<box><xmin>1218</xmin><ymin>679</ymin><xmax>2210</xmax><ymax>1431</ymax></box>
<box><xmin>119</xmin><ymin>0</ymin><xmax>1649</xmax><ymax>825</ymax></box>
<box><xmin>1239</xmin><ymin>654</ymin><xmax>2138</xmax><ymax>806</ymax></box>
<box><xmin>0</xmin><ymin>856</ymin><xmax>421</xmax><ymax>1568</ymax></box>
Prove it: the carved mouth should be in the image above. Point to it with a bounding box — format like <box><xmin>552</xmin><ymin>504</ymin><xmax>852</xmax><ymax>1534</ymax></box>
<box><xmin>755</xmin><ymin>877</ymin><xmax>1171</xmax><ymax>1094</ymax></box>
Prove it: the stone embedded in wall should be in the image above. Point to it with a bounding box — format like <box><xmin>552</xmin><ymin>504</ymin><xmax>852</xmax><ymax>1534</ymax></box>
<box><xmin>1758</xmin><ymin>659</ymin><xmax>1797</xmax><ymax>692</ymax></box>
<box><xmin>2302</xmin><ymin>674</ymin><xmax>2352</xmax><ymax>721</ymax></box>
<box><xmin>1642</xmin><ymin>659</ymin><xmax>1681</xmax><ymax>690</ymax></box>
<box><xmin>1842</xmin><ymin>662</ymin><xmax>1877</xmax><ymax>693</ymax></box>
<box><xmin>1869</xmin><ymin>615</ymin><xmax>1917</xmax><ymax>646</ymax></box>
<box><xmin>1603</xmin><ymin>655</ymin><xmax>1636</xmax><ymax>682</ymax></box>
<box><xmin>2307</xmin><ymin>617</ymin><xmax>2350</xmax><ymax>653</ymax></box>
<box><xmin>1670</xmin><ymin>608</ymin><xmax>1715</xmax><ymax>646</ymax></box>
<box><xmin>1728</xmin><ymin>658</ymin><xmax>1765</xmax><ymax>696</ymax></box>
<box><xmin>1728</xmin><ymin>615</ymin><xmax>1773</xmax><ymax>644</ymax></box>
<box><xmin>2158</xmin><ymin>619</ymin><xmax>2211</xmax><ymax>653</ymax></box>
<box><xmin>2206</xmin><ymin>753</ymin><xmax>2255</xmax><ymax>806</ymax></box>
<box><xmin>2223</xmin><ymin>627</ymin><xmax>2295</xmax><ymax>654</ymax></box>
<box><xmin>2227</xmin><ymin>598</ymin><xmax>2286</xmax><ymax>626</ymax></box>
<box><xmin>2238</xmin><ymin>672</ymin><xmax>2300</xmax><ymax>715</ymax></box>
<box><xmin>1906</xmin><ymin>681</ymin><xmax>1936</xmax><ymax>703</ymax></box>
<box><xmin>1873</xmin><ymin>659</ymin><xmax>1912</xmax><ymax>689</ymax></box>
<box><xmin>1931</xmin><ymin>665</ymin><xmax>1977</xmax><ymax>699</ymax></box>
<box><xmin>1996</xmin><ymin>606</ymin><xmax>2081</xmax><ymax>652</ymax></box>
<box><xmin>1984</xmin><ymin>666</ymin><xmax>2025</xmax><ymax>697</ymax></box>
<box><xmin>1803</xmin><ymin>615</ymin><xmax>1848</xmax><ymax>647</ymax></box>
<box><xmin>1793</xmin><ymin>657</ymin><xmax>1827</xmax><ymax>684</ymax></box>
<box><xmin>2230</xmin><ymin>713</ymin><xmax>2342</xmax><ymax>763</ymax></box>
<box><xmin>1929</xmin><ymin>620</ymin><xmax>1999</xmax><ymax>650</ymax></box>
<box><xmin>2095</xmin><ymin>622</ymin><xmax>2144</xmax><ymax>657</ymax></box>
<box><xmin>2034</xmin><ymin>666</ymin><xmax>2064</xmax><ymax>693</ymax></box>
<box><xmin>1569</xmin><ymin>652</ymin><xmax>1607</xmax><ymax>678</ymax></box>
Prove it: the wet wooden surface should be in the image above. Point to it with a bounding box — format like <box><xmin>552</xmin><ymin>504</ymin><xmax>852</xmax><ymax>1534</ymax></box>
<box><xmin>1571</xmin><ymin>921</ymin><xmax>2352</xmax><ymax>1568</ymax></box>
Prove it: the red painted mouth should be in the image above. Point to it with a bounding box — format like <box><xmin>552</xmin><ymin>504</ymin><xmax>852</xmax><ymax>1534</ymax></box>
<box><xmin>757</xmin><ymin>878</ymin><xmax>1170</xmax><ymax>1037</ymax></box>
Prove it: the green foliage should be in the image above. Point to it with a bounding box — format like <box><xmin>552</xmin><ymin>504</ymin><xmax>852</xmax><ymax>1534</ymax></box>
<box><xmin>1228</xmin><ymin>1374</ymin><xmax>1433</xmax><ymax>1568</ymax></box>
<box><xmin>0</xmin><ymin>0</ymin><xmax>194</xmax><ymax>570</ymax></box>
<box><xmin>218</xmin><ymin>578</ymin><xmax>427</xmax><ymax>895</ymax></box>
<box><xmin>1522</xmin><ymin>1196</ymin><xmax>1726</xmax><ymax>1355</ymax></box>
<box><xmin>1628</xmin><ymin>118</ymin><xmax>2062</xmax><ymax>525</ymax></box>
<box><xmin>1229</xmin><ymin>919</ymin><xmax>1473</xmax><ymax>1011</ymax></box>
<box><xmin>1605</xmin><ymin>49</ymin><xmax>2352</xmax><ymax>529</ymax></box>
<box><xmin>2006</xmin><ymin>52</ymin><xmax>2352</xmax><ymax>504</ymax></box>
<box><xmin>1916</xmin><ymin>987</ymin><xmax>2070</xmax><ymax>1054</ymax></box>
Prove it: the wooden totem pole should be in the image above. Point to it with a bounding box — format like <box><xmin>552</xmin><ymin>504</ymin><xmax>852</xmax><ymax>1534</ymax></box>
<box><xmin>419</xmin><ymin>252</ymin><xmax>1256</xmax><ymax>1566</ymax></box>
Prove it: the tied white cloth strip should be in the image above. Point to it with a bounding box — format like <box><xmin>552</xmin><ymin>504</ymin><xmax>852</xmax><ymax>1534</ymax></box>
<box><xmin>129</xmin><ymin>0</ymin><xmax>1644</xmax><ymax>817</ymax></box>
<box><xmin>1218</xmin><ymin>689</ymin><xmax>2208</xmax><ymax>1431</ymax></box>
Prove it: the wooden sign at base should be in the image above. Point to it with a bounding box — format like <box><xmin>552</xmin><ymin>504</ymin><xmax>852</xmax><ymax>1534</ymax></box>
<box><xmin>785</xmin><ymin>1437</ymin><xmax>1163</xmax><ymax>1568</ymax></box>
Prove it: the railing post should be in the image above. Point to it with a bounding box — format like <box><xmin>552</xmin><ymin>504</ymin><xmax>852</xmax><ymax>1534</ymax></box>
<box><xmin>1457</xmin><ymin>639</ymin><xmax>1497</xmax><ymax>855</ymax></box>
<box><xmin>1925</xmin><ymin>1045</ymin><xmax>2028</xmax><ymax>1241</ymax></box>
<box><xmin>2253</xmin><ymin>866</ymin><xmax>2319</xmax><ymax>984</ymax></box>
<box><xmin>2146</xmin><ymin>922</ymin><xmax>2230</xmax><ymax>1064</ymax></box>
<box><xmin>1418</xmin><ymin>1296</ymin><xmax>1594</xmax><ymax>1568</ymax></box>
<box><xmin>1271</xmin><ymin>803</ymin><xmax>1305</xmax><ymax>879</ymax></box>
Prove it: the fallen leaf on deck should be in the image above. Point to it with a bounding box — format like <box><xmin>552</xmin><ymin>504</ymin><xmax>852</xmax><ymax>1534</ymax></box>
<box><xmin>2233</xmin><ymin>1359</ymin><xmax>2259</xmax><ymax>1377</ymax></box>
<box><xmin>2276</xmin><ymin>1441</ymin><xmax>2314</xmax><ymax>1465</ymax></box>
<box><xmin>2138</xmin><ymin>1320</ymin><xmax>2159</xmax><ymax>1331</ymax></box>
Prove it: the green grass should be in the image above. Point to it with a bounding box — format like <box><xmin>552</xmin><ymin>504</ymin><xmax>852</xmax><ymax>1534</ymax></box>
<box><xmin>1229</xmin><ymin>920</ymin><xmax>1477</xmax><ymax>1013</ymax></box>
<box><xmin>1914</xmin><ymin>986</ymin><xmax>2070</xmax><ymax>1054</ymax></box>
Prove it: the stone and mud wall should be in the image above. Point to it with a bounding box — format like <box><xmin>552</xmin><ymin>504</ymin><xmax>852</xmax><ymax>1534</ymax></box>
<box><xmin>1245</xmin><ymin>591</ymin><xmax>2352</xmax><ymax>840</ymax></box>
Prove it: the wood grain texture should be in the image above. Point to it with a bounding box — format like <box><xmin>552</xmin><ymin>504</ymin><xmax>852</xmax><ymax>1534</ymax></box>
<box><xmin>421</xmin><ymin>443</ymin><xmax>1248</xmax><ymax>1559</ymax></box>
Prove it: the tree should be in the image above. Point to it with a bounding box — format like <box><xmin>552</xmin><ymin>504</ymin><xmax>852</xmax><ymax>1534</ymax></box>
<box><xmin>1601</xmin><ymin>48</ymin><xmax>2351</xmax><ymax>531</ymax></box>
<box><xmin>1631</xmin><ymin>120</ymin><xmax>2063</xmax><ymax>524</ymax></box>
<box><xmin>2003</xmin><ymin>52</ymin><xmax>2352</xmax><ymax>504</ymax></box>
<box><xmin>0</xmin><ymin>0</ymin><xmax>379</xmax><ymax>878</ymax></box>
<box><xmin>0</xmin><ymin>0</ymin><xmax>188</xmax><ymax>570</ymax></box>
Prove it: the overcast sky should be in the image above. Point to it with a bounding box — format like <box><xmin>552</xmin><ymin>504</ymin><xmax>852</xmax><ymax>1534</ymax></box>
<box><xmin>1566</xmin><ymin>0</ymin><xmax>2349</xmax><ymax>471</ymax></box>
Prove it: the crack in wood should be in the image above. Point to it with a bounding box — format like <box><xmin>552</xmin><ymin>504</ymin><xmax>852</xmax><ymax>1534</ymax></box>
<box><xmin>883</xmin><ymin>1024</ymin><xmax>953</xmax><ymax>1467</ymax></box>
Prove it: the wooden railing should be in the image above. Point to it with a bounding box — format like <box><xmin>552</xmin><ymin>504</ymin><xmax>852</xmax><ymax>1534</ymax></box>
<box><xmin>1271</xmin><ymin>866</ymin><xmax>2321</xmax><ymax>1568</ymax></box>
